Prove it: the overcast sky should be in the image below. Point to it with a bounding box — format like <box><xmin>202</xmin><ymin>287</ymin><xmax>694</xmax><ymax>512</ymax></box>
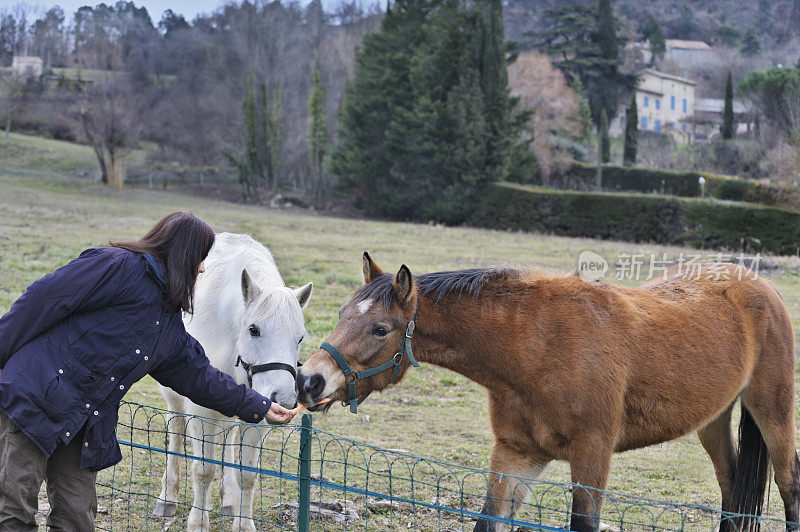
<box><xmin>8</xmin><ymin>0</ymin><xmax>345</xmax><ymax>22</ymax></box>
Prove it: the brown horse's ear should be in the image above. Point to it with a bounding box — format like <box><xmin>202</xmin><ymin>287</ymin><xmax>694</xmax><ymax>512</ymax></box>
<box><xmin>362</xmin><ymin>252</ymin><xmax>383</xmax><ymax>284</ymax></box>
<box><xmin>393</xmin><ymin>264</ymin><xmax>416</xmax><ymax>306</ymax></box>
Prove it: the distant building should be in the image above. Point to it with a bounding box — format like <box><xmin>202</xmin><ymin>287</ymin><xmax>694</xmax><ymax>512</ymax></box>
<box><xmin>611</xmin><ymin>69</ymin><xmax>697</xmax><ymax>144</ymax></box>
<box><xmin>664</xmin><ymin>39</ymin><xmax>711</xmax><ymax>63</ymax></box>
<box><xmin>691</xmin><ymin>98</ymin><xmax>752</xmax><ymax>140</ymax></box>
<box><xmin>10</xmin><ymin>56</ymin><xmax>43</xmax><ymax>78</ymax></box>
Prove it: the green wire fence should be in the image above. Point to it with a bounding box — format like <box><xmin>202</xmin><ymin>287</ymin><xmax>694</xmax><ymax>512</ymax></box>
<box><xmin>34</xmin><ymin>401</ymin><xmax>795</xmax><ymax>531</ymax></box>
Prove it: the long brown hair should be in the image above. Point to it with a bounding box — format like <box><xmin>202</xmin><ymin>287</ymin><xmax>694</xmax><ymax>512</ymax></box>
<box><xmin>111</xmin><ymin>211</ymin><xmax>215</xmax><ymax>314</ymax></box>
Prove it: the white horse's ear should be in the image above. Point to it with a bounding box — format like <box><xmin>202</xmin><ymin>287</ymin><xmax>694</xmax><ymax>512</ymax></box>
<box><xmin>241</xmin><ymin>269</ymin><xmax>261</xmax><ymax>303</ymax></box>
<box><xmin>363</xmin><ymin>252</ymin><xmax>383</xmax><ymax>284</ymax></box>
<box><xmin>293</xmin><ymin>282</ymin><xmax>313</xmax><ymax>309</ymax></box>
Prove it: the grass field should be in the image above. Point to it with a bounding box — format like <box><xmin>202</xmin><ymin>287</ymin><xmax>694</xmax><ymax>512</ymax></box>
<box><xmin>3</xmin><ymin>132</ymin><xmax>800</xmax><ymax>529</ymax></box>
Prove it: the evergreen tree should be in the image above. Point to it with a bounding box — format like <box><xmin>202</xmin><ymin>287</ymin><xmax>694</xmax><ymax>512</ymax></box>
<box><xmin>600</xmin><ymin>109</ymin><xmax>610</xmax><ymax>164</ymax></box>
<box><xmin>332</xmin><ymin>0</ymin><xmax>526</xmax><ymax>223</ymax></box>
<box><xmin>308</xmin><ymin>62</ymin><xmax>329</xmax><ymax>199</ymax></box>
<box><xmin>480</xmin><ymin>0</ymin><xmax>510</xmax><ymax>181</ymax></box>
<box><xmin>623</xmin><ymin>94</ymin><xmax>637</xmax><ymax>166</ymax></box>
<box><xmin>740</xmin><ymin>27</ymin><xmax>762</xmax><ymax>56</ymax></box>
<box><xmin>722</xmin><ymin>71</ymin><xmax>735</xmax><ymax>140</ymax></box>
<box><xmin>641</xmin><ymin>14</ymin><xmax>665</xmax><ymax>63</ymax></box>
<box><xmin>570</xmin><ymin>77</ymin><xmax>593</xmax><ymax>141</ymax></box>
<box><xmin>228</xmin><ymin>74</ymin><xmax>283</xmax><ymax>201</ymax></box>
<box><xmin>594</xmin><ymin>0</ymin><xmax>619</xmax><ymax>127</ymax></box>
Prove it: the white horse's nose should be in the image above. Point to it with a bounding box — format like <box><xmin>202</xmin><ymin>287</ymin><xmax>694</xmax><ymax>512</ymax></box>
<box><xmin>253</xmin><ymin>373</ymin><xmax>297</xmax><ymax>409</ymax></box>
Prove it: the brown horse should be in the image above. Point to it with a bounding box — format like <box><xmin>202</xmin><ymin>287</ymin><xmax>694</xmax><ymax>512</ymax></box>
<box><xmin>296</xmin><ymin>253</ymin><xmax>800</xmax><ymax>531</ymax></box>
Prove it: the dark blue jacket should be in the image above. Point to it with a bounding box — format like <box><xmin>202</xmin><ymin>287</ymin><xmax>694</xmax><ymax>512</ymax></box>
<box><xmin>0</xmin><ymin>246</ymin><xmax>272</xmax><ymax>471</ymax></box>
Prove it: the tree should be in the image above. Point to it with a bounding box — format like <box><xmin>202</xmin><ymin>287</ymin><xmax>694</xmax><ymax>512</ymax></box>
<box><xmin>535</xmin><ymin>1</ymin><xmax>634</xmax><ymax>130</ymax></box>
<box><xmin>332</xmin><ymin>0</ymin><xmax>526</xmax><ymax>223</ymax></box>
<box><xmin>308</xmin><ymin>62</ymin><xmax>329</xmax><ymax>199</ymax></box>
<box><xmin>673</xmin><ymin>4</ymin><xmax>696</xmax><ymax>39</ymax></box>
<box><xmin>570</xmin><ymin>78</ymin><xmax>593</xmax><ymax>142</ymax></box>
<box><xmin>641</xmin><ymin>14</ymin><xmax>665</xmax><ymax>63</ymax></box>
<box><xmin>228</xmin><ymin>75</ymin><xmax>283</xmax><ymax>201</ymax></box>
<box><xmin>623</xmin><ymin>94</ymin><xmax>637</xmax><ymax>166</ymax></box>
<box><xmin>722</xmin><ymin>72</ymin><xmax>735</xmax><ymax>140</ymax></box>
<box><xmin>0</xmin><ymin>77</ymin><xmax>25</xmax><ymax>139</ymax></box>
<box><xmin>80</xmin><ymin>78</ymin><xmax>143</xmax><ymax>186</ymax></box>
<box><xmin>740</xmin><ymin>27</ymin><xmax>762</xmax><ymax>56</ymax></box>
<box><xmin>716</xmin><ymin>26</ymin><xmax>741</xmax><ymax>48</ymax></box>
<box><xmin>739</xmin><ymin>67</ymin><xmax>800</xmax><ymax>142</ymax></box>
<box><xmin>600</xmin><ymin>109</ymin><xmax>610</xmax><ymax>164</ymax></box>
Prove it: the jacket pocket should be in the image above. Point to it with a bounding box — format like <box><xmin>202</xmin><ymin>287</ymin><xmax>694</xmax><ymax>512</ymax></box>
<box><xmin>66</xmin><ymin>312</ymin><xmax>114</xmax><ymax>346</ymax></box>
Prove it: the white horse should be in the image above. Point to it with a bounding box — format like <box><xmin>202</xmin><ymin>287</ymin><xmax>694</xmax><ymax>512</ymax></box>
<box><xmin>154</xmin><ymin>232</ymin><xmax>312</xmax><ymax>532</ymax></box>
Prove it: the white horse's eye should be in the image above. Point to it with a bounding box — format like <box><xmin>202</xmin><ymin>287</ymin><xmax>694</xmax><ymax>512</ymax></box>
<box><xmin>298</xmin><ymin>336</ymin><xmax>304</xmax><ymax>345</ymax></box>
<box><xmin>249</xmin><ymin>325</ymin><xmax>260</xmax><ymax>337</ymax></box>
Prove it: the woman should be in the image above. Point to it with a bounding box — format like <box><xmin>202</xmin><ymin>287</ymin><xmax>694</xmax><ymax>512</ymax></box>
<box><xmin>0</xmin><ymin>211</ymin><xmax>296</xmax><ymax>530</ymax></box>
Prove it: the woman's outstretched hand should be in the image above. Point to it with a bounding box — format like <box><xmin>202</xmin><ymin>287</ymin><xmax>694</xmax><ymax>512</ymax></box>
<box><xmin>265</xmin><ymin>402</ymin><xmax>296</xmax><ymax>424</ymax></box>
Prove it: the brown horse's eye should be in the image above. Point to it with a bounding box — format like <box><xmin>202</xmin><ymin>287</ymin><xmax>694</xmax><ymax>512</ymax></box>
<box><xmin>372</xmin><ymin>326</ymin><xmax>389</xmax><ymax>337</ymax></box>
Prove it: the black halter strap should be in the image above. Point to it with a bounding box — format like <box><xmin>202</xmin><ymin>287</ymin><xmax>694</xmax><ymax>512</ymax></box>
<box><xmin>235</xmin><ymin>355</ymin><xmax>299</xmax><ymax>388</ymax></box>
<box><xmin>319</xmin><ymin>311</ymin><xmax>419</xmax><ymax>414</ymax></box>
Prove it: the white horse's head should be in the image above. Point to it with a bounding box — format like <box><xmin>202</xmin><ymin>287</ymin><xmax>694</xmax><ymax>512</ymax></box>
<box><xmin>237</xmin><ymin>269</ymin><xmax>312</xmax><ymax>414</ymax></box>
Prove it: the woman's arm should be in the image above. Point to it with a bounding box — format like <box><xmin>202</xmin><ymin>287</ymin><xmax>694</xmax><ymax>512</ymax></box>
<box><xmin>0</xmin><ymin>248</ymin><xmax>126</xmax><ymax>367</ymax></box>
<box><xmin>150</xmin><ymin>333</ymin><xmax>293</xmax><ymax>424</ymax></box>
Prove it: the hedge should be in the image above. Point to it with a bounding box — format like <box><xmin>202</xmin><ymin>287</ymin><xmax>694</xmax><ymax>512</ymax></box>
<box><xmin>559</xmin><ymin>163</ymin><xmax>800</xmax><ymax>213</ymax></box>
<box><xmin>470</xmin><ymin>182</ymin><xmax>800</xmax><ymax>255</ymax></box>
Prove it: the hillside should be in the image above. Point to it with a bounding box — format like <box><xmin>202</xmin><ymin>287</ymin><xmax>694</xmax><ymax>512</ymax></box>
<box><xmin>504</xmin><ymin>0</ymin><xmax>800</xmax><ymax>53</ymax></box>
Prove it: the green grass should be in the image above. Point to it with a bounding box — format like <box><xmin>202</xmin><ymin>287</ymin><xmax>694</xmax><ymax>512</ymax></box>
<box><xmin>3</xmin><ymin>135</ymin><xmax>800</xmax><ymax>529</ymax></box>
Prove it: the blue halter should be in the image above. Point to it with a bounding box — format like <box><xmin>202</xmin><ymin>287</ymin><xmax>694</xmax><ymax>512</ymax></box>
<box><xmin>319</xmin><ymin>313</ymin><xmax>420</xmax><ymax>414</ymax></box>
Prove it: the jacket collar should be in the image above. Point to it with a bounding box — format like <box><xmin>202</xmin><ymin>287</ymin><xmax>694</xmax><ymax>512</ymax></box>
<box><xmin>143</xmin><ymin>253</ymin><xmax>167</xmax><ymax>292</ymax></box>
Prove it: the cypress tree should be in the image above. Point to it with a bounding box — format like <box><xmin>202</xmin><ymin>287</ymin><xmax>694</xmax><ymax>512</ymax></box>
<box><xmin>623</xmin><ymin>94</ymin><xmax>637</xmax><ymax>166</ymax></box>
<box><xmin>722</xmin><ymin>71</ymin><xmax>735</xmax><ymax>140</ymax></box>
<box><xmin>600</xmin><ymin>109</ymin><xmax>610</xmax><ymax>164</ymax></box>
<box><xmin>480</xmin><ymin>0</ymin><xmax>510</xmax><ymax>181</ymax></box>
<box><xmin>594</xmin><ymin>0</ymin><xmax>619</xmax><ymax>127</ymax></box>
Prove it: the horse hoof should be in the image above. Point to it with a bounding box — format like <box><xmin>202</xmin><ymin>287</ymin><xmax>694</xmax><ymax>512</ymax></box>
<box><xmin>153</xmin><ymin>501</ymin><xmax>177</xmax><ymax>517</ymax></box>
<box><xmin>221</xmin><ymin>505</ymin><xmax>234</xmax><ymax>516</ymax></box>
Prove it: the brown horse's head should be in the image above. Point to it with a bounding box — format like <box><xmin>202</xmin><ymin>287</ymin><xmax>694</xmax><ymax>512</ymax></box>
<box><xmin>296</xmin><ymin>253</ymin><xmax>419</xmax><ymax>411</ymax></box>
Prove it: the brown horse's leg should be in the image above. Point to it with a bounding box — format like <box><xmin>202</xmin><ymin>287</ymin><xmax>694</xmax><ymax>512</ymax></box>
<box><xmin>696</xmin><ymin>403</ymin><xmax>737</xmax><ymax>518</ymax></box>
<box><xmin>568</xmin><ymin>436</ymin><xmax>614</xmax><ymax>532</ymax></box>
<box><xmin>473</xmin><ymin>441</ymin><xmax>549</xmax><ymax>532</ymax></box>
<box><xmin>742</xmin><ymin>385</ymin><xmax>800</xmax><ymax>529</ymax></box>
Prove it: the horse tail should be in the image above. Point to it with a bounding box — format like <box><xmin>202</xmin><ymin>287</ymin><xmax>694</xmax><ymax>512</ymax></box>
<box><xmin>723</xmin><ymin>403</ymin><xmax>770</xmax><ymax>532</ymax></box>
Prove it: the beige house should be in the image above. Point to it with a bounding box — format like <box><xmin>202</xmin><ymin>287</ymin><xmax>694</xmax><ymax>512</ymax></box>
<box><xmin>664</xmin><ymin>39</ymin><xmax>712</xmax><ymax>63</ymax></box>
<box><xmin>10</xmin><ymin>56</ymin><xmax>44</xmax><ymax>78</ymax></box>
<box><xmin>612</xmin><ymin>69</ymin><xmax>697</xmax><ymax>144</ymax></box>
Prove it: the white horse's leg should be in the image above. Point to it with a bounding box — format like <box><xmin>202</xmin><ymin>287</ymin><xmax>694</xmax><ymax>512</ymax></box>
<box><xmin>231</xmin><ymin>424</ymin><xmax>262</xmax><ymax>532</ymax></box>
<box><xmin>155</xmin><ymin>397</ymin><xmax>186</xmax><ymax>517</ymax></box>
<box><xmin>221</xmin><ymin>424</ymin><xmax>240</xmax><ymax>516</ymax></box>
<box><xmin>186</xmin><ymin>420</ymin><xmax>219</xmax><ymax>532</ymax></box>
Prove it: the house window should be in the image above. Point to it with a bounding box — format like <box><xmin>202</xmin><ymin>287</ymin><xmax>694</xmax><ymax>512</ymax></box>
<box><xmin>654</xmin><ymin>120</ymin><xmax>661</xmax><ymax>133</ymax></box>
<box><xmin>641</xmin><ymin>117</ymin><xmax>648</xmax><ymax>129</ymax></box>
<box><xmin>656</xmin><ymin>99</ymin><xmax>661</xmax><ymax>110</ymax></box>
<box><xmin>683</xmin><ymin>98</ymin><xmax>687</xmax><ymax>113</ymax></box>
<box><xmin>670</xmin><ymin>95</ymin><xmax>675</xmax><ymax>110</ymax></box>
<box><xmin>644</xmin><ymin>96</ymin><xmax>649</xmax><ymax>107</ymax></box>
<box><xmin>682</xmin><ymin>123</ymin><xmax>687</xmax><ymax>131</ymax></box>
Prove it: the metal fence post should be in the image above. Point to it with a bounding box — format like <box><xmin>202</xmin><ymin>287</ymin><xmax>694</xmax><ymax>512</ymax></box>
<box><xmin>298</xmin><ymin>413</ymin><xmax>312</xmax><ymax>532</ymax></box>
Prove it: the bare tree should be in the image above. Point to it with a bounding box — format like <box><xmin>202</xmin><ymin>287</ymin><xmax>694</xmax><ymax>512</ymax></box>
<box><xmin>79</xmin><ymin>77</ymin><xmax>142</xmax><ymax>186</ymax></box>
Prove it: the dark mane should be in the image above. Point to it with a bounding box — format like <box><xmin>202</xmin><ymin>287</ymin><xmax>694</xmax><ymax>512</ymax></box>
<box><xmin>352</xmin><ymin>268</ymin><xmax>519</xmax><ymax>306</ymax></box>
